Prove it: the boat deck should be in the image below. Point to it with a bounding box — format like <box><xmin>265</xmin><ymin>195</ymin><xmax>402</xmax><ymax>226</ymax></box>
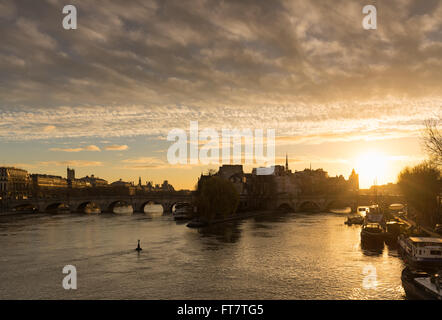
<box><xmin>414</xmin><ymin>278</ymin><xmax>442</xmax><ymax>296</ymax></box>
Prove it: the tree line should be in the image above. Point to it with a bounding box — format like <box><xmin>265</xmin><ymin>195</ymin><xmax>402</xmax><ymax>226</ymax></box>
<box><xmin>397</xmin><ymin>117</ymin><xmax>442</xmax><ymax>227</ymax></box>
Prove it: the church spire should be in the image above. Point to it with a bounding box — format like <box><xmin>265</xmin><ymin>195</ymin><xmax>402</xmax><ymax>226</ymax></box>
<box><xmin>285</xmin><ymin>153</ymin><xmax>288</xmax><ymax>171</ymax></box>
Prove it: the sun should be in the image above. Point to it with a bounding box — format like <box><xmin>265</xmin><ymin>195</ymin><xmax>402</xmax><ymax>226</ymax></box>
<box><xmin>355</xmin><ymin>151</ymin><xmax>388</xmax><ymax>188</ymax></box>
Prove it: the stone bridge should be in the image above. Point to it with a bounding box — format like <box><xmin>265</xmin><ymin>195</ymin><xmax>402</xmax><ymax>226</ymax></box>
<box><xmin>274</xmin><ymin>193</ymin><xmax>405</xmax><ymax>213</ymax></box>
<box><xmin>2</xmin><ymin>190</ymin><xmax>405</xmax><ymax>215</ymax></box>
<box><xmin>4</xmin><ymin>191</ymin><xmax>193</xmax><ymax>214</ymax></box>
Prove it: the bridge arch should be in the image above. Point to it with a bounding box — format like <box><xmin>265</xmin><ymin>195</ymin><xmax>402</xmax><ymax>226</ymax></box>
<box><xmin>170</xmin><ymin>201</ymin><xmax>192</xmax><ymax>213</ymax></box>
<box><xmin>107</xmin><ymin>200</ymin><xmax>132</xmax><ymax>214</ymax></box>
<box><xmin>77</xmin><ymin>201</ymin><xmax>101</xmax><ymax>214</ymax></box>
<box><xmin>297</xmin><ymin>200</ymin><xmax>321</xmax><ymax>213</ymax></box>
<box><xmin>325</xmin><ymin>200</ymin><xmax>353</xmax><ymax>212</ymax></box>
<box><xmin>45</xmin><ymin>202</ymin><xmax>70</xmax><ymax>213</ymax></box>
<box><xmin>139</xmin><ymin>200</ymin><xmax>164</xmax><ymax>213</ymax></box>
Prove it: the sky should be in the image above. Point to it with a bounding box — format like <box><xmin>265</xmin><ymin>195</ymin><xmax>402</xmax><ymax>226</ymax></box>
<box><xmin>0</xmin><ymin>0</ymin><xmax>441</xmax><ymax>189</ymax></box>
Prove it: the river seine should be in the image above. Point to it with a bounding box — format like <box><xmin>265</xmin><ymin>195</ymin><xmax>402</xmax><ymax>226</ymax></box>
<box><xmin>0</xmin><ymin>208</ymin><xmax>406</xmax><ymax>299</ymax></box>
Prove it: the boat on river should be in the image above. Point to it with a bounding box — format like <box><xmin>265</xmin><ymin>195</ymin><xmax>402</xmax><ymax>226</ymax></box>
<box><xmin>345</xmin><ymin>214</ymin><xmax>364</xmax><ymax>225</ymax></box>
<box><xmin>356</xmin><ymin>206</ymin><xmax>370</xmax><ymax>217</ymax></box>
<box><xmin>365</xmin><ymin>205</ymin><xmax>386</xmax><ymax>228</ymax></box>
<box><xmin>12</xmin><ymin>206</ymin><xmax>38</xmax><ymax>214</ymax></box>
<box><xmin>361</xmin><ymin>222</ymin><xmax>385</xmax><ymax>245</ymax></box>
<box><xmin>345</xmin><ymin>206</ymin><xmax>370</xmax><ymax>225</ymax></box>
<box><xmin>401</xmin><ymin>267</ymin><xmax>442</xmax><ymax>300</ymax></box>
<box><xmin>384</xmin><ymin>220</ymin><xmax>405</xmax><ymax>245</ymax></box>
<box><xmin>398</xmin><ymin>236</ymin><xmax>442</xmax><ymax>270</ymax></box>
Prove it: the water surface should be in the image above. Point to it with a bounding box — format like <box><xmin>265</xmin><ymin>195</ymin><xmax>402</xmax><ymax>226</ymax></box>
<box><xmin>0</xmin><ymin>210</ymin><xmax>405</xmax><ymax>299</ymax></box>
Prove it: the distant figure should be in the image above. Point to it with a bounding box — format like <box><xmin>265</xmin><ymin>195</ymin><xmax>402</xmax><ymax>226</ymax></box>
<box><xmin>135</xmin><ymin>240</ymin><xmax>142</xmax><ymax>251</ymax></box>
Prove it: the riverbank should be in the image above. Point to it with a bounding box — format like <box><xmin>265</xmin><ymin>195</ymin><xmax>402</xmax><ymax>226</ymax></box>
<box><xmin>394</xmin><ymin>215</ymin><xmax>440</xmax><ymax>238</ymax></box>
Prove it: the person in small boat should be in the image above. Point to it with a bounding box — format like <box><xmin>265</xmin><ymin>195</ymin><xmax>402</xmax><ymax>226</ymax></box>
<box><xmin>135</xmin><ymin>240</ymin><xmax>142</xmax><ymax>251</ymax></box>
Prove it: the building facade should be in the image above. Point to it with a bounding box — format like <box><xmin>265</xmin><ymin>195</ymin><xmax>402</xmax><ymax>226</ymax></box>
<box><xmin>67</xmin><ymin>168</ymin><xmax>108</xmax><ymax>188</ymax></box>
<box><xmin>77</xmin><ymin>175</ymin><xmax>108</xmax><ymax>187</ymax></box>
<box><xmin>30</xmin><ymin>174</ymin><xmax>68</xmax><ymax>188</ymax></box>
<box><xmin>0</xmin><ymin>167</ymin><xmax>29</xmax><ymax>200</ymax></box>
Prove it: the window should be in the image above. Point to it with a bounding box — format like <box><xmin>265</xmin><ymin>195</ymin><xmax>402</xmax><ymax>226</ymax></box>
<box><xmin>430</xmin><ymin>250</ymin><xmax>441</xmax><ymax>255</ymax></box>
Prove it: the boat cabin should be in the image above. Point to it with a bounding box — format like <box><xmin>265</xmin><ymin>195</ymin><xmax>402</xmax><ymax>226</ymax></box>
<box><xmin>363</xmin><ymin>223</ymin><xmax>384</xmax><ymax>233</ymax></box>
<box><xmin>357</xmin><ymin>206</ymin><xmax>369</xmax><ymax>217</ymax></box>
<box><xmin>366</xmin><ymin>205</ymin><xmax>384</xmax><ymax>224</ymax></box>
<box><xmin>405</xmin><ymin>237</ymin><xmax>442</xmax><ymax>260</ymax></box>
<box><xmin>386</xmin><ymin>221</ymin><xmax>405</xmax><ymax>233</ymax></box>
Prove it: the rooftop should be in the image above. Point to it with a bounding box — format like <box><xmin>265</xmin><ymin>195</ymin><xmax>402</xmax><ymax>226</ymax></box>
<box><xmin>409</xmin><ymin>237</ymin><xmax>442</xmax><ymax>244</ymax></box>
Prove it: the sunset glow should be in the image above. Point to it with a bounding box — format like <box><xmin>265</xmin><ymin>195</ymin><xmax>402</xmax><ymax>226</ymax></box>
<box><xmin>1</xmin><ymin>0</ymin><xmax>442</xmax><ymax>303</ymax></box>
<box><xmin>355</xmin><ymin>151</ymin><xmax>389</xmax><ymax>188</ymax></box>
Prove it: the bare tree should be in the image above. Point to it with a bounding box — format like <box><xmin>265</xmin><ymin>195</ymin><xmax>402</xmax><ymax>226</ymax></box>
<box><xmin>423</xmin><ymin>118</ymin><xmax>442</xmax><ymax>166</ymax></box>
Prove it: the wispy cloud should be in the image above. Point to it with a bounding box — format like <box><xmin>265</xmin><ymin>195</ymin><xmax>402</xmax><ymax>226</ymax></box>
<box><xmin>49</xmin><ymin>145</ymin><xmax>101</xmax><ymax>152</ymax></box>
<box><xmin>121</xmin><ymin>156</ymin><xmax>166</xmax><ymax>169</ymax></box>
<box><xmin>121</xmin><ymin>156</ymin><xmax>202</xmax><ymax>170</ymax></box>
<box><xmin>39</xmin><ymin>160</ymin><xmax>103</xmax><ymax>167</ymax></box>
<box><xmin>104</xmin><ymin>144</ymin><xmax>129</xmax><ymax>151</ymax></box>
<box><xmin>0</xmin><ymin>100</ymin><xmax>439</xmax><ymax>143</ymax></box>
<box><xmin>42</xmin><ymin>125</ymin><xmax>56</xmax><ymax>133</ymax></box>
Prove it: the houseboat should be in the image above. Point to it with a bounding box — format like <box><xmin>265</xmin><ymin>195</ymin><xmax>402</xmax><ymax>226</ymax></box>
<box><xmin>361</xmin><ymin>222</ymin><xmax>385</xmax><ymax>245</ymax></box>
<box><xmin>345</xmin><ymin>206</ymin><xmax>368</xmax><ymax>225</ymax></box>
<box><xmin>401</xmin><ymin>267</ymin><xmax>442</xmax><ymax>300</ymax></box>
<box><xmin>384</xmin><ymin>220</ymin><xmax>405</xmax><ymax>245</ymax></box>
<box><xmin>365</xmin><ymin>205</ymin><xmax>385</xmax><ymax>228</ymax></box>
<box><xmin>398</xmin><ymin>236</ymin><xmax>442</xmax><ymax>269</ymax></box>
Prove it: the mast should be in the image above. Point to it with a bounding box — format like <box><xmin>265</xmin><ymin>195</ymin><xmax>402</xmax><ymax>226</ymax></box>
<box><xmin>374</xmin><ymin>177</ymin><xmax>378</xmax><ymax>204</ymax></box>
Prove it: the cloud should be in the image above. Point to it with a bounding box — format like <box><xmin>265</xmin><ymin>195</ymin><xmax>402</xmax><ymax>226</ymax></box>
<box><xmin>0</xmin><ymin>0</ymin><xmax>440</xmax><ymax>146</ymax></box>
<box><xmin>121</xmin><ymin>156</ymin><xmax>166</xmax><ymax>169</ymax></box>
<box><xmin>50</xmin><ymin>147</ymin><xmax>83</xmax><ymax>152</ymax></box>
<box><xmin>120</xmin><ymin>156</ymin><xmax>199</xmax><ymax>170</ymax></box>
<box><xmin>104</xmin><ymin>144</ymin><xmax>129</xmax><ymax>151</ymax></box>
<box><xmin>1</xmin><ymin>100</ymin><xmax>440</xmax><ymax>144</ymax></box>
<box><xmin>50</xmin><ymin>145</ymin><xmax>101</xmax><ymax>152</ymax></box>
<box><xmin>38</xmin><ymin>160</ymin><xmax>103</xmax><ymax>167</ymax></box>
<box><xmin>1</xmin><ymin>0</ymin><xmax>441</xmax><ymax>107</ymax></box>
<box><xmin>43</xmin><ymin>125</ymin><xmax>56</xmax><ymax>132</ymax></box>
<box><xmin>84</xmin><ymin>145</ymin><xmax>101</xmax><ymax>151</ymax></box>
